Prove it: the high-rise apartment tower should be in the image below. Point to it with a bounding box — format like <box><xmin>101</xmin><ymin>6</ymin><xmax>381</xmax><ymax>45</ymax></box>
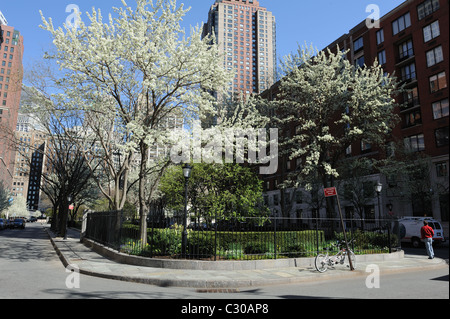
<box><xmin>202</xmin><ymin>0</ymin><xmax>276</xmax><ymax>98</ymax></box>
<box><xmin>0</xmin><ymin>12</ymin><xmax>25</xmax><ymax>187</ymax></box>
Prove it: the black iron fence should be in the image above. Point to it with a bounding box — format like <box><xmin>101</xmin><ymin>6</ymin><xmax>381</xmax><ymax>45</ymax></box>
<box><xmin>84</xmin><ymin>211</ymin><xmax>401</xmax><ymax>260</ymax></box>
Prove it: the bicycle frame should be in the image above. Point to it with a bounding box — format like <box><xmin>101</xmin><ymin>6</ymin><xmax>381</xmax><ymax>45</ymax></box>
<box><xmin>315</xmin><ymin>240</ymin><xmax>356</xmax><ymax>272</ymax></box>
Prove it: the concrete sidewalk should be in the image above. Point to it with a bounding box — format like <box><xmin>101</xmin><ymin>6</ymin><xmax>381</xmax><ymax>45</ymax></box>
<box><xmin>46</xmin><ymin>226</ymin><xmax>448</xmax><ymax>289</ymax></box>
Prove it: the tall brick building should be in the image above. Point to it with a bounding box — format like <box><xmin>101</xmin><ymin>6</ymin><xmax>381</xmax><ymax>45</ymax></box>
<box><xmin>327</xmin><ymin>0</ymin><xmax>448</xmax><ymax>220</ymax></box>
<box><xmin>202</xmin><ymin>0</ymin><xmax>276</xmax><ymax>98</ymax></box>
<box><xmin>0</xmin><ymin>13</ymin><xmax>24</xmax><ymax>188</ymax></box>
<box><xmin>261</xmin><ymin>0</ymin><xmax>448</xmax><ymax>223</ymax></box>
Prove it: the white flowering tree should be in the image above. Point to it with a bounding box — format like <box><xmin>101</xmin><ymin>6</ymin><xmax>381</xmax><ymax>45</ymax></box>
<box><xmin>269</xmin><ymin>44</ymin><xmax>403</xmax><ymax>216</ymax></box>
<box><xmin>40</xmin><ymin>0</ymin><xmax>231</xmax><ymax>244</ymax></box>
<box><xmin>5</xmin><ymin>196</ymin><xmax>29</xmax><ymax>219</ymax></box>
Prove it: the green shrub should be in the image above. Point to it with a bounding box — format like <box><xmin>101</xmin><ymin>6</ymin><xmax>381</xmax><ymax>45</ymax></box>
<box><xmin>244</xmin><ymin>241</ymin><xmax>271</xmax><ymax>255</ymax></box>
<box><xmin>281</xmin><ymin>242</ymin><xmax>309</xmax><ymax>258</ymax></box>
<box><xmin>149</xmin><ymin>227</ymin><xmax>182</xmax><ymax>256</ymax></box>
<box><xmin>188</xmin><ymin>235</ymin><xmax>215</xmax><ymax>258</ymax></box>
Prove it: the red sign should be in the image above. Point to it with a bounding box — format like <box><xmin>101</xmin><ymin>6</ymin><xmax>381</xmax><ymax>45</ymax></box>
<box><xmin>324</xmin><ymin>187</ymin><xmax>337</xmax><ymax>197</ymax></box>
<box><xmin>69</xmin><ymin>205</ymin><xmax>74</xmax><ymax>210</ymax></box>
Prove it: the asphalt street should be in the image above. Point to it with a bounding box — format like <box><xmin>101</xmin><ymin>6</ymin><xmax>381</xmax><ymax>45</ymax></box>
<box><xmin>0</xmin><ymin>223</ymin><xmax>448</xmax><ymax>301</ymax></box>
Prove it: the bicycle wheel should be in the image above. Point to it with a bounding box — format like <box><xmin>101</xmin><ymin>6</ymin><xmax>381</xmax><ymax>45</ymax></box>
<box><xmin>315</xmin><ymin>254</ymin><xmax>328</xmax><ymax>273</ymax></box>
<box><xmin>345</xmin><ymin>250</ymin><xmax>356</xmax><ymax>269</ymax></box>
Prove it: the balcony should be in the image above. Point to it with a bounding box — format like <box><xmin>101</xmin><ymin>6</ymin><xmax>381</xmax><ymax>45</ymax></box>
<box><xmin>401</xmin><ymin>97</ymin><xmax>420</xmax><ymax>110</ymax></box>
<box><xmin>396</xmin><ymin>49</ymin><xmax>415</xmax><ymax>66</ymax></box>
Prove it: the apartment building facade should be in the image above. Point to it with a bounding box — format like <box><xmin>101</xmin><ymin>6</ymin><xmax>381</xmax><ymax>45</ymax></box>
<box><xmin>12</xmin><ymin>104</ymin><xmax>47</xmax><ymax>211</ymax></box>
<box><xmin>202</xmin><ymin>0</ymin><xmax>276</xmax><ymax>98</ymax></box>
<box><xmin>261</xmin><ymin>0</ymin><xmax>448</xmax><ymax>223</ymax></box>
<box><xmin>0</xmin><ymin>15</ymin><xmax>24</xmax><ymax>188</ymax></box>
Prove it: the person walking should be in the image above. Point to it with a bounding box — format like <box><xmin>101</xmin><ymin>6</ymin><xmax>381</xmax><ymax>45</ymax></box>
<box><xmin>421</xmin><ymin>220</ymin><xmax>435</xmax><ymax>259</ymax></box>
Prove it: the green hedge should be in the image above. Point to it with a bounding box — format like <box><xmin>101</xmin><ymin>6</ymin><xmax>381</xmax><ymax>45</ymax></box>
<box><xmin>118</xmin><ymin>224</ymin><xmax>395</xmax><ymax>259</ymax></box>
<box><xmin>141</xmin><ymin>227</ymin><xmax>325</xmax><ymax>258</ymax></box>
<box><xmin>333</xmin><ymin>229</ymin><xmax>398</xmax><ymax>254</ymax></box>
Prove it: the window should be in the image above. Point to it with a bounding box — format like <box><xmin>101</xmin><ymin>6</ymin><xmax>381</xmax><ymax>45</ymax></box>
<box><xmin>378</xmin><ymin>50</ymin><xmax>386</xmax><ymax>65</ymax></box>
<box><xmin>423</xmin><ymin>21</ymin><xmax>440</xmax><ymax>42</ymax></box>
<box><xmin>392</xmin><ymin>12</ymin><xmax>411</xmax><ymax>35</ymax></box>
<box><xmin>404</xmin><ymin>134</ymin><xmax>425</xmax><ymax>152</ymax></box>
<box><xmin>355</xmin><ymin>56</ymin><xmax>365</xmax><ymax>68</ymax></box>
<box><xmin>399</xmin><ymin>39</ymin><xmax>414</xmax><ymax>60</ymax></box>
<box><xmin>404</xmin><ymin>109</ymin><xmax>422</xmax><ymax>127</ymax></box>
<box><xmin>273</xmin><ymin>194</ymin><xmax>279</xmax><ymax>206</ymax></box>
<box><xmin>429</xmin><ymin>72</ymin><xmax>447</xmax><ymax>93</ymax></box>
<box><xmin>432</xmin><ymin>99</ymin><xmax>449</xmax><ymax>119</ymax></box>
<box><xmin>435</xmin><ymin>127</ymin><xmax>449</xmax><ymax>147</ymax></box>
<box><xmin>345</xmin><ymin>144</ymin><xmax>352</xmax><ymax>156</ymax></box>
<box><xmin>361</xmin><ymin>140</ymin><xmax>372</xmax><ymax>152</ymax></box>
<box><xmin>403</xmin><ymin>87</ymin><xmax>420</xmax><ymax>108</ymax></box>
<box><xmin>353</xmin><ymin>37</ymin><xmax>363</xmax><ymax>52</ymax></box>
<box><xmin>364</xmin><ymin>205</ymin><xmax>376</xmax><ymax>221</ymax></box>
<box><xmin>426</xmin><ymin>46</ymin><xmax>443</xmax><ymax>67</ymax></box>
<box><xmin>417</xmin><ymin>0</ymin><xmax>440</xmax><ymax>20</ymax></box>
<box><xmin>293</xmin><ymin>190</ymin><xmax>302</xmax><ymax>204</ymax></box>
<box><xmin>435</xmin><ymin>162</ymin><xmax>448</xmax><ymax>177</ymax></box>
<box><xmin>401</xmin><ymin>63</ymin><xmax>416</xmax><ymax>81</ymax></box>
<box><xmin>376</xmin><ymin>29</ymin><xmax>384</xmax><ymax>45</ymax></box>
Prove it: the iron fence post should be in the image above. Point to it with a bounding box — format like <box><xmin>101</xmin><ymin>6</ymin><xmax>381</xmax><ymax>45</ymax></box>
<box><xmin>214</xmin><ymin>213</ymin><xmax>217</xmax><ymax>261</ymax></box>
<box><xmin>149</xmin><ymin>212</ymin><xmax>154</xmax><ymax>258</ymax></box>
<box><xmin>387</xmin><ymin>219</ymin><xmax>392</xmax><ymax>253</ymax></box>
<box><xmin>274</xmin><ymin>217</ymin><xmax>277</xmax><ymax>260</ymax></box>
<box><xmin>315</xmin><ymin>215</ymin><xmax>319</xmax><ymax>253</ymax></box>
<box><xmin>118</xmin><ymin>210</ymin><xmax>124</xmax><ymax>251</ymax></box>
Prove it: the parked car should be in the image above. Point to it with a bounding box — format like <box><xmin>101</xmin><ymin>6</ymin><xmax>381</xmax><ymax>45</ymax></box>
<box><xmin>27</xmin><ymin>216</ymin><xmax>37</xmax><ymax>223</ymax></box>
<box><xmin>0</xmin><ymin>218</ymin><xmax>8</xmax><ymax>230</ymax></box>
<box><xmin>12</xmin><ymin>218</ymin><xmax>26</xmax><ymax>229</ymax></box>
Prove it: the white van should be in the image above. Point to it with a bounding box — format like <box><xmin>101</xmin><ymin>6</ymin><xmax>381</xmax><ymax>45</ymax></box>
<box><xmin>398</xmin><ymin>217</ymin><xmax>445</xmax><ymax>248</ymax></box>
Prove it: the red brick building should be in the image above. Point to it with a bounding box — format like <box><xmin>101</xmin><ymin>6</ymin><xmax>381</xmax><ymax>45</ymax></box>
<box><xmin>202</xmin><ymin>0</ymin><xmax>277</xmax><ymax>98</ymax></box>
<box><xmin>0</xmin><ymin>19</ymin><xmax>24</xmax><ymax>188</ymax></box>
<box><xmin>261</xmin><ymin>0</ymin><xmax>448</xmax><ymax>222</ymax></box>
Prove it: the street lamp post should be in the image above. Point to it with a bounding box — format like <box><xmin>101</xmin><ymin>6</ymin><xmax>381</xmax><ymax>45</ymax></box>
<box><xmin>375</xmin><ymin>182</ymin><xmax>382</xmax><ymax>220</ymax></box>
<box><xmin>181</xmin><ymin>164</ymin><xmax>192</xmax><ymax>258</ymax></box>
<box><xmin>375</xmin><ymin>182</ymin><xmax>391</xmax><ymax>252</ymax></box>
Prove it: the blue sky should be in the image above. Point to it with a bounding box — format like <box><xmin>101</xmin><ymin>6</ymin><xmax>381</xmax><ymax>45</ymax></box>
<box><xmin>1</xmin><ymin>0</ymin><xmax>406</xmax><ymax>69</ymax></box>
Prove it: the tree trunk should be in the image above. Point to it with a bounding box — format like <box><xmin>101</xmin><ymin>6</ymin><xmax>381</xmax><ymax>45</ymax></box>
<box><xmin>58</xmin><ymin>198</ymin><xmax>69</xmax><ymax>238</ymax></box>
<box><xmin>139</xmin><ymin>141</ymin><xmax>149</xmax><ymax>247</ymax></box>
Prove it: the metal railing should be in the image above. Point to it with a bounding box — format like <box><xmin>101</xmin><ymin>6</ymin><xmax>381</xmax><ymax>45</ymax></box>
<box><xmin>84</xmin><ymin>211</ymin><xmax>401</xmax><ymax>261</ymax></box>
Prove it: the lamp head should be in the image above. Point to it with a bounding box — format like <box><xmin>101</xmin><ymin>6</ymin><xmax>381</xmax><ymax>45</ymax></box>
<box><xmin>375</xmin><ymin>182</ymin><xmax>382</xmax><ymax>194</ymax></box>
<box><xmin>182</xmin><ymin>164</ymin><xmax>192</xmax><ymax>179</ymax></box>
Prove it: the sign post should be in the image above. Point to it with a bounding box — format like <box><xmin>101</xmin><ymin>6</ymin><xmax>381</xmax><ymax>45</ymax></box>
<box><xmin>323</xmin><ymin>187</ymin><xmax>354</xmax><ymax>271</ymax></box>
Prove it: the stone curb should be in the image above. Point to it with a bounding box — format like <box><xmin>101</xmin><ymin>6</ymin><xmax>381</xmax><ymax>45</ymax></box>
<box><xmin>46</xmin><ymin>228</ymin><xmax>448</xmax><ymax>289</ymax></box>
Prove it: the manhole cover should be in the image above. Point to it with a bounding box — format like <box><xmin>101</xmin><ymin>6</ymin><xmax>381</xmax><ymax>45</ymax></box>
<box><xmin>196</xmin><ymin>288</ymin><xmax>240</xmax><ymax>293</ymax></box>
